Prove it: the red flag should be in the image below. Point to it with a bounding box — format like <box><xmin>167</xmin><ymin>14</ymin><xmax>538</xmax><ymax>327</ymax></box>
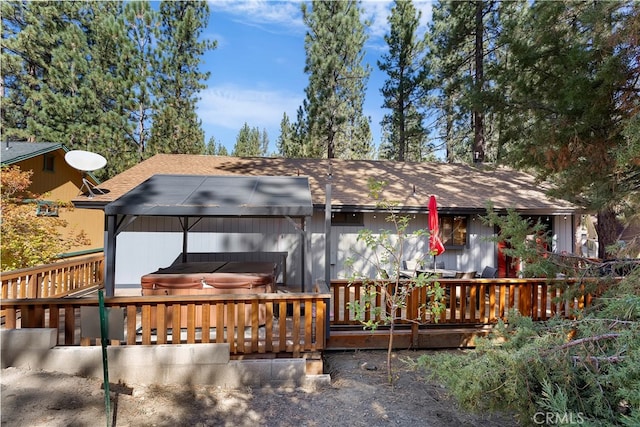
<box><xmin>428</xmin><ymin>195</ymin><xmax>445</xmax><ymax>256</ymax></box>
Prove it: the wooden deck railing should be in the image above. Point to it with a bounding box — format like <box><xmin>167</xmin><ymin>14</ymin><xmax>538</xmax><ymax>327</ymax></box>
<box><xmin>330</xmin><ymin>278</ymin><xmax>594</xmax><ymax>326</ymax></box>
<box><xmin>0</xmin><ymin>254</ymin><xmax>104</xmax><ymax>299</ymax></box>
<box><xmin>0</xmin><ymin>281</ymin><xmax>331</xmax><ymax>358</ymax></box>
<box><xmin>1</xmin><ymin>271</ymin><xmax>598</xmax><ymax>355</ymax></box>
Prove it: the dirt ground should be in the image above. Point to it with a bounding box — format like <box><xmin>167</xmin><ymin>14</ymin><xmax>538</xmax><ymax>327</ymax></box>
<box><xmin>1</xmin><ymin>349</ymin><xmax>520</xmax><ymax>427</ymax></box>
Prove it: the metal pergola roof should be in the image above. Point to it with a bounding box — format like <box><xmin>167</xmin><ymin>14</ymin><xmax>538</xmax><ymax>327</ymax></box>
<box><xmin>103</xmin><ymin>174</ymin><xmax>314</xmax><ymax>296</ymax></box>
<box><xmin>104</xmin><ymin>174</ymin><xmax>313</xmax><ymax>217</ymax></box>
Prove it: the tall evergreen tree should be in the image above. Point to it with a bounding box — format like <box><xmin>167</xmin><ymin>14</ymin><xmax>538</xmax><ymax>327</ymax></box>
<box><xmin>378</xmin><ymin>0</ymin><xmax>431</xmax><ymax>162</ymax></box>
<box><xmin>299</xmin><ymin>0</ymin><xmax>372</xmax><ymax>159</ymax></box>
<box><xmin>277</xmin><ymin>112</ymin><xmax>297</xmax><ymax>157</ymax></box>
<box><xmin>205</xmin><ymin>136</ymin><xmax>228</xmax><ymax>156</ymax></box>
<box><xmin>428</xmin><ymin>0</ymin><xmax>503</xmax><ymax>163</ymax></box>
<box><xmin>147</xmin><ymin>0</ymin><xmax>215</xmax><ymax>156</ymax></box>
<box><xmin>1</xmin><ymin>1</ymin><xmax>40</xmax><ymax>141</ymax></box>
<box><xmin>89</xmin><ymin>4</ymin><xmax>141</xmax><ymax>179</ymax></box>
<box><xmin>0</xmin><ymin>1</ymin><xmax>135</xmax><ymax>178</ymax></box>
<box><xmin>500</xmin><ymin>1</ymin><xmax>640</xmax><ymax>258</ymax></box>
<box><xmin>0</xmin><ymin>2</ymin><xmax>97</xmax><ymax>143</ymax></box>
<box><xmin>232</xmin><ymin>123</ymin><xmax>268</xmax><ymax>157</ymax></box>
<box><xmin>120</xmin><ymin>1</ymin><xmax>158</xmax><ymax>164</ymax></box>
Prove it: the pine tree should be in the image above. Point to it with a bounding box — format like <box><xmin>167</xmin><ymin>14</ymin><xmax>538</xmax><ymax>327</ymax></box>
<box><xmin>1</xmin><ymin>1</ymin><xmax>58</xmax><ymax>142</ymax></box>
<box><xmin>260</xmin><ymin>128</ymin><xmax>269</xmax><ymax>157</ymax></box>
<box><xmin>378</xmin><ymin>0</ymin><xmax>432</xmax><ymax>162</ymax></box>
<box><xmin>500</xmin><ymin>1</ymin><xmax>640</xmax><ymax>258</ymax></box>
<box><xmin>120</xmin><ymin>0</ymin><xmax>159</xmax><ymax>164</ymax></box>
<box><xmin>428</xmin><ymin>0</ymin><xmax>503</xmax><ymax>163</ymax></box>
<box><xmin>147</xmin><ymin>0</ymin><xmax>215</xmax><ymax>156</ymax></box>
<box><xmin>299</xmin><ymin>0</ymin><xmax>372</xmax><ymax>159</ymax></box>
<box><xmin>0</xmin><ymin>1</ymin><xmax>135</xmax><ymax>178</ymax></box>
<box><xmin>85</xmin><ymin>2</ymin><xmax>140</xmax><ymax>179</ymax></box>
<box><xmin>232</xmin><ymin>123</ymin><xmax>267</xmax><ymax>157</ymax></box>
<box><xmin>277</xmin><ymin>112</ymin><xmax>295</xmax><ymax>157</ymax></box>
<box><xmin>205</xmin><ymin>136</ymin><xmax>229</xmax><ymax>156</ymax></box>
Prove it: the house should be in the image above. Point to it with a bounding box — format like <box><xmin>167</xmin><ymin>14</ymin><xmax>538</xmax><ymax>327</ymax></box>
<box><xmin>71</xmin><ymin>154</ymin><xmax>582</xmax><ymax>294</ymax></box>
<box><xmin>1</xmin><ymin>142</ymin><xmax>104</xmax><ymax>256</ymax></box>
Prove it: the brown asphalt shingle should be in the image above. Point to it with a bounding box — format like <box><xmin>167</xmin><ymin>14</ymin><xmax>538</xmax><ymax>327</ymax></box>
<box><xmin>75</xmin><ymin>154</ymin><xmax>579</xmax><ymax>213</ymax></box>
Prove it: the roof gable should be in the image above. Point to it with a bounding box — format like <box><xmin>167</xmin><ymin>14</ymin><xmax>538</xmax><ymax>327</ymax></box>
<box><xmin>1</xmin><ymin>142</ymin><xmax>64</xmax><ymax>165</ymax></box>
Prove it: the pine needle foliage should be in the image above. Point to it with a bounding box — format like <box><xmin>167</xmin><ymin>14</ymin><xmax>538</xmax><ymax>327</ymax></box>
<box><xmin>417</xmin><ymin>268</ymin><xmax>640</xmax><ymax>426</ymax></box>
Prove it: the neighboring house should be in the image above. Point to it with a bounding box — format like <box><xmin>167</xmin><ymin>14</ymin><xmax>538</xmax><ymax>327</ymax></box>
<box><xmin>72</xmin><ymin>154</ymin><xmax>583</xmax><ymax>292</ymax></box>
<box><xmin>1</xmin><ymin>142</ymin><xmax>104</xmax><ymax>256</ymax></box>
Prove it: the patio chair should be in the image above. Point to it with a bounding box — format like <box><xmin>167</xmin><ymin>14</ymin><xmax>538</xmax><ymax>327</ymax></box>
<box><xmin>452</xmin><ymin>271</ymin><xmax>478</xmax><ymax>301</ymax></box>
<box><xmin>473</xmin><ymin>267</ymin><xmax>498</xmax><ymax>310</ymax></box>
<box><xmin>480</xmin><ymin>266</ymin><xmax>498</xmax><ymax>278</ymax></box>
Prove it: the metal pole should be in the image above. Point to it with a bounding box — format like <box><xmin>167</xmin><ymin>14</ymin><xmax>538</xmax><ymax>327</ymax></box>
<box><xmin>182</xmin><ymin>217</ymin><xmax>189</xmax><ymax>263</ymax></box>
<box><xmin>325</xmin><ymin>182</ymin><xmax>332</xmax><ymax>290</ymax></box>
<box><xmin>98</xmin><ymin>290</ymin><xmax>111</xmax><ymax>427</ymax></box>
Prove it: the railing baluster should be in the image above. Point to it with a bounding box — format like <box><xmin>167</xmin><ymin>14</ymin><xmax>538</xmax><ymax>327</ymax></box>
<box><xmin>0</xmin><ymin>278</ymin><xmax>594</xmax><ymax>357</ymax></box>
<box><xmin>142</xmin><ymin>305</ymin><xmax>152</xmax><ymax>345</ymax></box>
<box><xmin>157</xmin><ymin>304</ymin><xmax>168</xmax><ymax>344</ymax></box>
<box><xmin>126</xmin><ymin>305</ymin><xmax>137</xmax><ymax>345</ymax></box>
<box><xmin>264</xmin><ymin>301</ymin><xmax>274</xmax><ymax>352</ymax></box>
<box><xmin>292</xmin><ymin>300</ymin><xmax>301</xmax><ymax>357</ymax></box>
<box><xmin>202</xmin><ymin>303</ymin><xmax>211</xmax><ymax>344</ymax></box>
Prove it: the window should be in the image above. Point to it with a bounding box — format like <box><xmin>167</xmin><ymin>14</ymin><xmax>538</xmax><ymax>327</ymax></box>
<box><xmin>331</xmin><ymin>212</ymin><xmax>364</xmax><ymax>226</ymax></box>
<box><xmin>525</xmin><ymin>215</ymin><xmax>553</xmax><ymax>233</ymax></box>
<box><xmin>440</xmin><ymin>215</ymin><xmax>468</xmax><ymax>247</ymax></box>
<box><xmin>36</xmin><ymin>200</ymin><xmax>59</xmax><ymax>217</ymax></box>
<box><xmin>43</xmin><ymin>153</ymin><xmax>55</xmax><ymax>172</ymax></box>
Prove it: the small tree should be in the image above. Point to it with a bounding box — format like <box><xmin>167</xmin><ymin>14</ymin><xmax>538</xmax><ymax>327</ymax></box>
<box><xmin>1</xmin><ymin>166</ymin><xmax>89</xmax><ymax>270</ymax></box>
<box><xmin>346</xmin><ymin>179</ymin><xmax>444</xmax><ymax>384</ymax></box>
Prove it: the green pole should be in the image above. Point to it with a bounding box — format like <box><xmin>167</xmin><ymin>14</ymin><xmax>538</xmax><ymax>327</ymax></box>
<box><xmin>98</xmin><ymin>290</ymin><xmax>111</xmax><ymax>427</ymax></box>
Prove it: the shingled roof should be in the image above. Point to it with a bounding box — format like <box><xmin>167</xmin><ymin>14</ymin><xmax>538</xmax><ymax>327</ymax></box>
<box><xmin>1</xmin><ymin>142</ymin><xmax>64</xmax><ymax>165</ymax></box>
<box><xmin>72</xmin><ymin>154</ymin><xmax>580</xmax><ymax>215</ymax></box>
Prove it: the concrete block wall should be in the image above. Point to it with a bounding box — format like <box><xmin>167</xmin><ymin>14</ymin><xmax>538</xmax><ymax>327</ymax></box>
<box><xmin>1</xmin><ymin>329</ymin><xmax>329</xmax><ymax>389</ymax></box>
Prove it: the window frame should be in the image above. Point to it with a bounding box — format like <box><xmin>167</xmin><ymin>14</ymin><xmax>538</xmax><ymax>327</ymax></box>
<box><xmin>440</xmin><ymin>215</ymin><xmax>468</xmax><ymax>249</ymax></box>
<box><xmin>36</xmin><ymin>200</ymin><xmax>60</xmax><ymax>217</ymax></box>
<box><xmin>43</xmin><ymin>153</ymin><xmax>55</xmax><ymax>172</ymax></box>
<box><xmin>331</xmin><ymin>211</ymin><xmax>364</xmax><ymax>226</ymax></box>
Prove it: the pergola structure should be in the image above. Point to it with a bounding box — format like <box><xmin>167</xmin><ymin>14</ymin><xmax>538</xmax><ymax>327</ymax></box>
<box><xmin>102</xmin><ymin>174</ymin><xmax>314</xmax><ymax>296</ymax></box>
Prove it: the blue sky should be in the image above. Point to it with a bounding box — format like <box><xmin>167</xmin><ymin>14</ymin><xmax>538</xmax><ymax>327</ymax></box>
<box><xmin>197</xmin><ymin>1</ymin><xmax>433</xmax><ymax>156</ymax></box>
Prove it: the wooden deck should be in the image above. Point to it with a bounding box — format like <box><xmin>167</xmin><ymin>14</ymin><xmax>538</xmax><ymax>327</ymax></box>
<box><xmin>1</xmin><ymin>278</ymin><xmax>594</xmax><ymax>354</ymax></box>
<box><xmin>1</xmin><ymin>256</ymin><xmax>597</xmax><ymax>356</ymax></box>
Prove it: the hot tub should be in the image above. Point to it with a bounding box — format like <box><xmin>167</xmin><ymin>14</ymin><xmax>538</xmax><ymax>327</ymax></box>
<box><xmin>140</xmin><ymin>262</ymin><xmax>277</xmax><ymax>328</ymax></box>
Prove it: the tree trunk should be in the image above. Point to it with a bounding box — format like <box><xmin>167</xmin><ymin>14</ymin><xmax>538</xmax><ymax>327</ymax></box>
<box><xmin>473</xmin><ymin>0</ymin><xmax>485</xmax><ymax>163</ymax></box>
<box><xmin>596</xmin><ymin>207</ymin><xmax>620</xmax><ymax>259</ymax></box>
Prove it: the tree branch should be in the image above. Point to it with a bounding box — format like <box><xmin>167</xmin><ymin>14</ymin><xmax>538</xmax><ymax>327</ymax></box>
<box><xmin>543</xmin><ymin>333</ymin><xmax>621</xmax><ymax>356</ymax></box>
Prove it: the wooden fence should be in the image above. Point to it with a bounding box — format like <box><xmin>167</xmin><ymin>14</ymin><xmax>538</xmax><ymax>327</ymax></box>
<box><xmin>0</xmin><ymin>281</ymin><xmax>331</xmax><ymax>358</ymax></box>
<box><xmin>1</xmin><ymin>254</ymin><xmax>104</xmax><ymax>299</ymax></box>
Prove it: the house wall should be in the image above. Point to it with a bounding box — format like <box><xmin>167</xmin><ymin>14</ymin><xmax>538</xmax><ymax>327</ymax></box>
<box><xmin>16</xmin><ymin>153</ymin><xmax>81</xmax><ymax>200</ymax></box>
<box><xmin>114</xmin><ymin>211</ymin><xmax>578</xmax><ymax>287</ymax></box>
<box><xmin>321</xmin><ymin>212</ymin><xmax>497</xmax><ymax>280</ymax></box>
<box><xmin>13</xmin><ymin>153</ymin><xmax>104</xmax><ymax>253</ymax></box>
<box><xmin>553</xmin><ymin>215</ymin><xmax>575</xmax><ymax>254</ymax></box>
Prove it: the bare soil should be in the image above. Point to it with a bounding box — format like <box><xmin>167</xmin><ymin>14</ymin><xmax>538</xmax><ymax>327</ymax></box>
<box><xmin>1</xmin><ymin>349</ymin><xmax>520</xmax><ymax>427</ymax></box>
